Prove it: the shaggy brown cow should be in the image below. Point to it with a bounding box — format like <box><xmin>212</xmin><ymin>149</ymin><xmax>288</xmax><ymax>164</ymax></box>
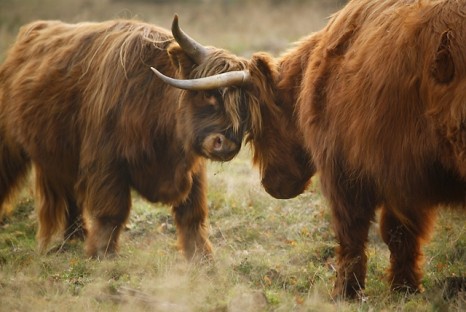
<box><xmin>0</xmin><ymin>17</ymin><xmax>262</xmax><ymax>260</ymax></box>
<box><xmin>154</xmin><ymin>0</ymin><xmax>466</xmax><ymax>298</ymax></box>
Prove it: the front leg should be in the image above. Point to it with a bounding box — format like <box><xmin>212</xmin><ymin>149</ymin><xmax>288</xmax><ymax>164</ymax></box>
<box><xmin>172</xmin><ymin>165</ymin><xmax>212</xmax><ymax>261</ymax></box>
<box><xmin>332</xmin><ymin>205</ymin><xmax>374</xmax><ymax>299</ymax></box>
<box><xmin>320</xmin><ymin>170</ymin><xmax>377</xmax><ymax>299</ymax></box>
<box><xmin>77</xmin><ymin>164</ymin><xmax>131</xmax><ymax>258</ymax></box>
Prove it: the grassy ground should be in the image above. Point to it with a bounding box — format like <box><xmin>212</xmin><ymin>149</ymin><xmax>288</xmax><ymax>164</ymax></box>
<box><xmin>0</xmin><ymin>1</ymin><xmax>465</xmax><ymax>311</ymax></box>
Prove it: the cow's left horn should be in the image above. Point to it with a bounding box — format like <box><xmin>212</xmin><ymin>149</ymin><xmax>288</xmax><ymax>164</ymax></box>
<box><xmin>172</xmin><ymin>14</ymin><xmax>209</xmax><ymax>64</ymax></box>
<box><xmin>151</xmin><ymin>67</ymin><xmax>250</xmax><ymax>90</ymax></box>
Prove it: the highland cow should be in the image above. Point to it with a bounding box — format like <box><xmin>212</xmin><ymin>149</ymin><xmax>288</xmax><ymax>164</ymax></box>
<box><xmin>0</xmin><ymin>16</ymin><xmax>263</xmax><ymax>260</ymax></box>
<box><xmin>154</xmin><ymin>0</ymin><xmax>466</xmax><ymax>298</ymax></box>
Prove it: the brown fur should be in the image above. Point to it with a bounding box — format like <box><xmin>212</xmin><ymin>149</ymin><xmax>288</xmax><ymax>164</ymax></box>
<box><xmin>0</xmin><ymin>19</ymin><xmax>252</xmax><ymax>260</ymax></box>
<box><xmin>245</xmin><ymin>49</ymin><xmax>317</xmax><ymax>199</ymax></box>
<box><xmin>244</xmin><ymin>0</ymin><xmax>466</xmax><ymax>298</ymax></box>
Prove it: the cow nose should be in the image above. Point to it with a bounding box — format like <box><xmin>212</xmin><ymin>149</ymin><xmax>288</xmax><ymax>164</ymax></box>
<box><xmin>203</xmin><ymin>133</ymin><xmax>240</xmax><ymax>161</ymax></box>
<box><xmin>212</xmin><ymin>135</ymin><xmax>224</xmax><ymax>151</ymax></box>
<box><xmin>261</xmin><ymin>172</ymin><xmax>311</xmax><ymax>199</ymax></box>
<box><xmin>261</xmin><ymin>178</ymin><xmax>303</xmax><ymax>199</ymax></box>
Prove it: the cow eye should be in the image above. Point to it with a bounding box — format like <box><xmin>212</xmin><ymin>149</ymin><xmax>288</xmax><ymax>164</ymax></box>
<box><xmin>206</xmin><ymin>89</ymin><xmax>223</xmax><ymax>98</ymax></box>
<box><xmin>204</xmin><ymin>90</ymin><xmax>223</xmax><ymax>106</ymax></box>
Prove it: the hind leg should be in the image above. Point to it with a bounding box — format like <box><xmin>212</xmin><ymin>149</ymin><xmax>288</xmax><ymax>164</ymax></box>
<box><xmin>380</xmin><ymin>206</ymin><xmax>436</xmax><ymax>292</ymax></box>
<box><xmin>0</xmin><ymin>142</ymin><xmax>31</xmax><ymax>215</ymax></box>
<box><xmin>172</xmin><ymin>167</ymin><xmax>212</xmax><ymax>261</ymax></box>
<box><xmin>35</xmin><ymin>166</ymin><xmax>73</xmax><ymax>252</ymax></box>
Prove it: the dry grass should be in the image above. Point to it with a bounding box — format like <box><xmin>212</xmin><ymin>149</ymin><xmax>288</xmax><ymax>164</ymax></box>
<box><xmin>0</xmin><ymin>0</ymin><xmax>465</xmax><ymax>311</ymax></box>
<box><xmin>1</xmin><ymin>148</ymin><xmax>464</xmax><ymax>311</ymax></box>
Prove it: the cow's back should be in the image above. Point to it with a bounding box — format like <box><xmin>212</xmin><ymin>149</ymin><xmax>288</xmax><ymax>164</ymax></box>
<box><xmin>0</xmin><ymin>20</ymin><xmax>174</xmax><ymax>174</ymax></box>
<box><xmin>298</xmin><ymin>0</ymin><xmax>466</xmax><ymax>204</ymax></box>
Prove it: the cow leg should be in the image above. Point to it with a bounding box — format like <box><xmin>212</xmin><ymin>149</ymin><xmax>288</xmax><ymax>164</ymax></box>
<box><xmin>34</xmin><ymin>160</ymin><xmax>84</xmax><ymax>250</ymax></box>
<box><xmin>379</xmin><ymin>206</ymin><xmax>436</xmax><ymax>293</ymax></box>
<box><xmin>35</xmin><ymin>166</ymin><xmax>73</xmax><ymax>252</ymax></box>
<box><xmin>321</xmin><ymin>170</ymin><xmax>377</xmax><ymax>299</ymax></box>
<box><xmin>331</xmin><ymin>204</ymin><xmax>375</xmax><ymax>299</ymax></box>
<box><xmin>172</xmin><ymin>167</ymin><xmax>212</xmax><ymax>262</ymax></box>
<box><xmin>79</xmin><ymin>166</ymin><xmax>131</xmax><ymax>259</ymax></box>
<box><xmin>36</xmin><ymin>178</ymin><xmax>85</xmax><ymax>250</ymax></box>
<box><xmin>0</xmin><ymin>142</ymin><xmax>30</xmax><ymax>215</ymax></box>
<box><xmin>64</xmin><ymin>194</ymin><xmax>86</xmax><ymax>241</ymax></box>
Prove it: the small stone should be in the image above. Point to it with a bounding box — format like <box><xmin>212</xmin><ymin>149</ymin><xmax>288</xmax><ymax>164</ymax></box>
<box><xmin>227</xmin><ymin>290</ymin><xmax>268</xmax><ymax>312</ymax></box>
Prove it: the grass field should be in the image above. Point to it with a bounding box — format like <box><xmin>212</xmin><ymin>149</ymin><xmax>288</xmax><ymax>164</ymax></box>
<box><xmin>0</xmin><ymin>0</ymin><xmax>465</xmax><ymax>311</ymax></box>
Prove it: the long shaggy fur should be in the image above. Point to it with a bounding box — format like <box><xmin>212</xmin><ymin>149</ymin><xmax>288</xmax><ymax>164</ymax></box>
<box><xmin>0</xmin><ymin>19</ymin><xmax>253</xmax><ymax>260</ymax></box>
<box><xmin>246</xmin><ymin>0</ymin><xmax>466</xmax><ymax>298</ymax></box>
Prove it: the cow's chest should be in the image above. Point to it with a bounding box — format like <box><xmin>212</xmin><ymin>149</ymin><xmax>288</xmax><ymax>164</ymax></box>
<box><xmin>128</xmin><ymin>155</ymin><xmax>195</xmax><ymax>205</ymax></box>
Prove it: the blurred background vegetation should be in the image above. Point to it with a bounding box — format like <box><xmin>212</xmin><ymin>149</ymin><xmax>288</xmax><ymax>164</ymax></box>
<box><xmin>0</xmin><ymin>0</ymin><xmax>345</xmax><ymax>60</ymax></box>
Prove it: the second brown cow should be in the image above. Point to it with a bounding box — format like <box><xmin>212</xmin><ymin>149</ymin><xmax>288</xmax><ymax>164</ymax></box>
<box><xmin>155</xmin><ymin>0</ymin><xmax>466</xmax><ymax>298</ymax></box>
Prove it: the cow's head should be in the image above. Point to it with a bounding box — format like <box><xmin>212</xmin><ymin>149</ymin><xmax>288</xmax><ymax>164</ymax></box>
<box><xmin>153</xmin><ymin>16</ymin><xmax>314</xmax><ymax>198</ymax></box>
<box><xmin>153</xmin><ymin>15</ymin><xmax>250</xmax><ymax>162</ymax></box>
<box><xmin>244</xmin><ymin>53</ymin><xmax>315</xmax><ymax>199</ymax></box>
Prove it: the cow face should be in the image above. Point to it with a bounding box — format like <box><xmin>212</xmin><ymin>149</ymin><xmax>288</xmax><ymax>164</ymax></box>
<box><xmin>252</xmin><ymin>118</ymin><xmax>315</xmax><ymax>199</ymax></box>
<box><xmin>235</xmin><ymin>53</ymin><xmax>315</xmax><ymax>199</ymax></box>
<box><xmin>176</xmin><ymin>86</ymin><xmax>247</xmax><ymax>162</ymax></box>
<box><xmin>151</xmin><ymin>15</ymin><xmax>250</xmax><ymax>162</ymax></box>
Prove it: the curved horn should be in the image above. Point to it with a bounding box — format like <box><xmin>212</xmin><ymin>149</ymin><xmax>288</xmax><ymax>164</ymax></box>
<box><xmin>171</xmin><ymin>14</ymin><xmax>209</xmax><ymax>64</ymax></box>
<box><xmin>151</xmin><ymin>67</ymin><xmax>250</xmax><ymax>91</ymax></box>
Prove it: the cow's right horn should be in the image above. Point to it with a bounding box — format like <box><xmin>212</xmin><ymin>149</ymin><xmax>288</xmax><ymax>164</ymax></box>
<box><xmin>172</xmin><ymin>14</ymin><xmax>209</xmax><ymax>64</ymax></box>
<box><xmin>151</xmin><ymin>67</ymin><xmax>250</xmax><ymax>91</ymax></box>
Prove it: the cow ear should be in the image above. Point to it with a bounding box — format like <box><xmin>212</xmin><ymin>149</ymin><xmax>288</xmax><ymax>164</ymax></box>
<box><xmin>249</xmin><ymin>52</ymin><xmax>280</xmax><ymax>115</ymax></box>
<box><xmin>167</xmin><ymin>43</ymin><xmax>196</xmax><ymax>79</ymax></box>
<box><xmin>431</xmin><ymin>30</ymin><xmax>455</xmax><ymax>84</ymax></box>
<box><xmin>250</xmin><ymin>52</ymin><xmax>277</xmax><ymax>85</ymax></box>
<box><xmin>249</xmin><ymin>53</ymin><xmax>278</xmax><ymax>103</ymax></box>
